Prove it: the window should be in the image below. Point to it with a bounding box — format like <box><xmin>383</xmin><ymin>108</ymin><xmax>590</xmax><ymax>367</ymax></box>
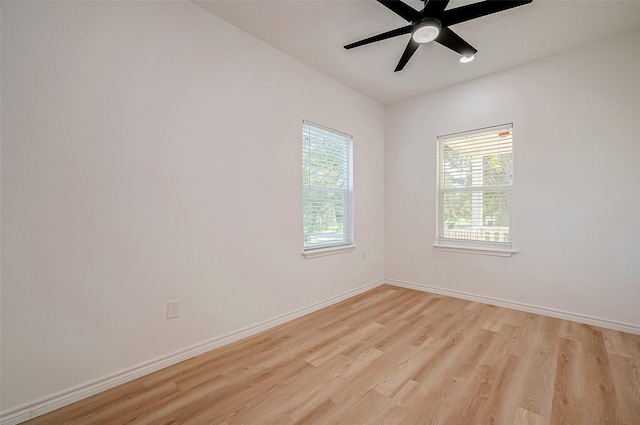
<box><xmin>302</xmin><ymin>120</ymin><xmax>353</xmax><ymax>252</ymax></box>
<box><xmin>436</xmin><ymin>123</ymin><xmax>514</xmax><ymax>255</ymax></box>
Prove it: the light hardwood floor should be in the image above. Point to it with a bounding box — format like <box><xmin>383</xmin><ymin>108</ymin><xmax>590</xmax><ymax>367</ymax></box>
<box><xmin>23</xmin><ymin>285</ymin><xmax>640</xmax><ymax>424</ymax></box>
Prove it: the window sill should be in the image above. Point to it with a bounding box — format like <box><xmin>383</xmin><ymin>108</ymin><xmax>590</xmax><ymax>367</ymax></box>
<box><xmin>302</xmin><ymin>244</ymin><xmax>356</xmax><ymax>259</ymax></box>
<box><xmin>433</xmin><ymin>242</ymin><xmax>516</xmax><ymax>257</ymax></box>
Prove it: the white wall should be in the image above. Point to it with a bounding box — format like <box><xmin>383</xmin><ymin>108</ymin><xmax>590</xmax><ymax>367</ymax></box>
<box><xmin>0</xmin><ymin>1</ymin><xmax>385</xmax><ymax>414</ymax></box>
<box><xmin>385</xmin><ymin>28</ymin><xmax>640</xmax><ymax>330</ymax></box>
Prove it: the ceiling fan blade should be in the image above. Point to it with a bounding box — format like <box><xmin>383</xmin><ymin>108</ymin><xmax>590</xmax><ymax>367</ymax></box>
<box><xmin>344</xmin><ymin>25</ymin><xmax>412</xmax><ymax>49</ymax></box>
<box><xmin>442</xmin><ymin>0</ymin><xmax>533</xmax><ymax>27</ymax></box>
<box><xmin>377</xmin><ymin>0</ymin><xmax>422</xmax><ymax>22</ymax></box>
<box><xmin>435</xmin><ymin>27</ymin><xmax>477</xmax><ymax>56</ymax></box>
<box><xmin>422</xmin><ymin>0</ymin><xmax>450</xmax><ymax>17</ymax></box>
<box><xmin>395</xmin><ymin>39</ymin><xmax>420</xmax><ymax>72</ymax></box>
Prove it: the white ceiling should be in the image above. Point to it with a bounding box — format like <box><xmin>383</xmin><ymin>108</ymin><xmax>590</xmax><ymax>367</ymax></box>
<box><xmin>195</xmin><ymin>0</ymin><xmax>640</xmax><ymax>104</ymax></box>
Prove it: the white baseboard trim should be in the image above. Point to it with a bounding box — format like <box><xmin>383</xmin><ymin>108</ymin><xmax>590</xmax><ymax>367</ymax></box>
<box><xmin>0</xmin><ymin>279</ymin><xmax>385</xmax><ymax>425</ymax></box>
<box><xmin>385</xmin><ymin>278</ymin><xmax>640</xmax><ymax>335</ymax></box>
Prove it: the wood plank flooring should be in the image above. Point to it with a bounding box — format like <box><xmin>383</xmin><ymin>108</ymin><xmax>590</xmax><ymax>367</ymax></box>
<box><xmin>23</xmin><ymin>285</ymin><xmax>640</xmax><ymax>424</ymax></box>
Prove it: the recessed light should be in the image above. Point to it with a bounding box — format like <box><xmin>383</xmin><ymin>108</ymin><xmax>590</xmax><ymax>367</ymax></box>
<box><xmin>460</xmin><ymin>55</ymin><xmax>475</xmax><ymax>63</ymax></box>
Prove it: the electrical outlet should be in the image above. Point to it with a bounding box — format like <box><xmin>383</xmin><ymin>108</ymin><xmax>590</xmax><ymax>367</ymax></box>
<box><xmin>362</xmin><ymin>252</ymin><xmax>366</xmax><ymax>261</ymax></box>
<box><xmin>167</xmin><ymin>300</ymin><xmax>180</xmax><ymax>319</ymax></box>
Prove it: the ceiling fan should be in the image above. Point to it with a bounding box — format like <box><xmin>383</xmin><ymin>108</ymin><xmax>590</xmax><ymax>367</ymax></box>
<box><xmin>344</xmin><ymin>0</ymin><xmax>533</xmax><ymax>71</ymax></box>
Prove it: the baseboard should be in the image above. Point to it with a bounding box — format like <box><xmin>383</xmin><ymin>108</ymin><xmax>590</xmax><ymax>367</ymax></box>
<box><xmin>0</xmin><ymin>279</ymin><xmax>385</xmax><ymax>425</ymax></box>
<box><xmin>385</xmin><ymin>278</ymin><xmax>640</xmax><ymax>335</ymax></box>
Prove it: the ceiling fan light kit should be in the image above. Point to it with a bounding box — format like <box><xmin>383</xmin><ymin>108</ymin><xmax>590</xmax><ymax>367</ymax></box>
<box><xmin>344</xmin><ymin>0</ymin><xmax>533</xmax><ymax>72</ymax></box>
<box><xmin>412</xmin><ymin>19</ymin><xmax>441</xmax><ymax>43</ymax></box>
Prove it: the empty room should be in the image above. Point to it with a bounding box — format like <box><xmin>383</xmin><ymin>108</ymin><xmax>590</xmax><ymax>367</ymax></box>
<box><xmin>1</xmin><ymin>0</ymin><xmax>639</xmax><ymax>424</ymax></box>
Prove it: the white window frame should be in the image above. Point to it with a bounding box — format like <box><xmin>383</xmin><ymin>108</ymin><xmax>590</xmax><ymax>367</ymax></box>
<box><xmin>434</xmin><ymin>123</ymin><xmax>516</xmax><ymax>256</ymax></box>
<box><xmin>302</xmin><ymin>120</ymin><xmax>354</xmax><ymax>258</ymax></box>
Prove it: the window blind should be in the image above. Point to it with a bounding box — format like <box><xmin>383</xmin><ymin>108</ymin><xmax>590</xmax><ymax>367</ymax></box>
<box><xmin>437</xmin><ymin>123</ymin><xmax>513</xmax><ymax>248</ymax></box>
<box><xmin>303</xmin><ymin>121</ymin><xmax>353</xmax><ymax>250</ymax></box>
